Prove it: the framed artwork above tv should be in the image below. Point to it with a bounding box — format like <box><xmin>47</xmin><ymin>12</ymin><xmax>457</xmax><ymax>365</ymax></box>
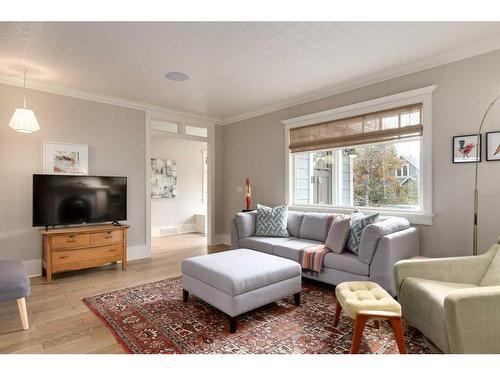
<box><xmin>43</xmin><ymin>141</ymin><xmax>89</xmax><ymax>175</ymax></box>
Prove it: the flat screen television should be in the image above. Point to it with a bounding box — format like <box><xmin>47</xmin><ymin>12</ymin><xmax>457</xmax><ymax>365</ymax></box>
<box><xmin>33</xmin><ymin>174</ymin><xmax>127</xmax><ymax>227</ymax></box>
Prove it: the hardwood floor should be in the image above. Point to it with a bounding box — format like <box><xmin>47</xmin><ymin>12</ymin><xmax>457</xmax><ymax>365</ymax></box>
<box><xmin>0</xmin><ymin>234</ymin><xmax>229</xmax><ymax>354</ymax></box>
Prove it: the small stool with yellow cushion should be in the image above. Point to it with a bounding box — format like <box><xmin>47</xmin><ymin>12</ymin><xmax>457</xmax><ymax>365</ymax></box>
<box><xmin>334</xmin><ymin>281</ymin><xmax>406</xmax><ymax>354</ymax></box>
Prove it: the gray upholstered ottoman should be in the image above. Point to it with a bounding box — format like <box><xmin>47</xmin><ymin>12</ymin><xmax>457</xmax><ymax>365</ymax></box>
<box><xmin>181</xmin><ymin>249</ymin><xmax>301</xmax><ymax>333</ymax></box>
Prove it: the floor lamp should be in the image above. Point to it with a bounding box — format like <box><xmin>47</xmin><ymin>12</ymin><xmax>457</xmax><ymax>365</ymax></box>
<box><xmin>473</xmin><ymin>93</ymin><xmax>500</xmax><ymax>256</ymax></box>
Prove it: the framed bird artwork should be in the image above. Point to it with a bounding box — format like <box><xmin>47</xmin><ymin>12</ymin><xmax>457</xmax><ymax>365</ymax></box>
<box><xmin>486</xmin><ymin>131</ymin><xmax>500</xmax><ymax>161</ymax></box>
<box><xmin>452</xmin><ymin>134</ymin><xmax>481</xmax><ymax>163</ymax></box>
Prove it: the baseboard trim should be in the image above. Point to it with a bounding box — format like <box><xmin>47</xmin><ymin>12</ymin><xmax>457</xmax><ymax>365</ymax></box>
<box><xmin>23</xmin><ymin>259</ymin><xmax>42</xmax><ymax>278</ymax></box>
<box><xmin>127</xmin><ymin>244</ymin><xmax>151</xmax><ymax>261</ymax></box>
<box><xmin>214</xmin><ymin>233</ymin><xmax>231</xmax><ymax>245</ymax></box>
<box><xmin>22</xmin><ymin>244</ymin><xmax>151</xmax><ymax>278</ymax></box>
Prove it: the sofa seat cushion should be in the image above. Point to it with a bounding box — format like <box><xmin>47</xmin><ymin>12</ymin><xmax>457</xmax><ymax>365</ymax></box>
<box><xmin>181</xmin><ymin>249</ymin><xmax>301</xmax><ymax>296</ymax></box>
<box><xmin>0</xmin><ymin>260</ymin><xmax>31</xmax><ymax>303</ymax></box>
<box><xmin>399</xmin><ymin>277</ymin><xmax>476</xmax><ymax>353</ymax></box>
<box><xmin>323</xmin><ymin>252</ymin><xmax>369</xmax><ymax>276</ymax></box>
<box><xmin>273</xmin><ymin>239</ymin><xmax>323</xmax><ymax>262</ymax></box>
<box><xmin>238</xmin><ymin>236</ymin><xmax>293</xmax><ymax>255</ymax></box>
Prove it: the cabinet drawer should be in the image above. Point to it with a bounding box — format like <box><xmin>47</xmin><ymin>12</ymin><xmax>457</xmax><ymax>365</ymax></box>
<box><xmin>52</xmin><ymin>244</ymin><xmax>122</xmax><ymax>266</ymax></box>
<box><xmin>52</xmin><ymin>234</ymin><xmax>90</xmax><ymax>249</ymax></box>
<box><xmin>91</xmin><ymin>230</ymin><xmax>123</xmax><ymax>245</ymax></box>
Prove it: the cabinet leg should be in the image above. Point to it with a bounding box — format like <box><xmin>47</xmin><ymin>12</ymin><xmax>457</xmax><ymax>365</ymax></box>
<box><xmin>46</xmin><ymin>270</ymin><xmax>52</xmax><ymax>283</ymax></box>
<box><xmin>122</xmin><ymin>260</ymin><xmax>127</xmax><ymax>270</ymax></box>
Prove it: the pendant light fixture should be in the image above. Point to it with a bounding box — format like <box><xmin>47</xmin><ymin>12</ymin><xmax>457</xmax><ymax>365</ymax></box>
<box><xmin>8</xmin><ymin>72</ymin><xmax>40</xmax><ymax>133</ymax></box>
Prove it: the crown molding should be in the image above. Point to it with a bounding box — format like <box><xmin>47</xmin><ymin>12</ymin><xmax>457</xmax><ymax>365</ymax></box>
<box><xmin>0</xmin><ymin>76</ymin><xmax>220</xmax><ymax>124</ymax></box>
<box><xmin>2</xmin><ymin>35</ymin><xmax>500</xmax><ymax>127</ymax></box>
<box><xmin>218</xmin><ymin>36</ymin><xmax>500</xmax><ymax>125</ymax></box>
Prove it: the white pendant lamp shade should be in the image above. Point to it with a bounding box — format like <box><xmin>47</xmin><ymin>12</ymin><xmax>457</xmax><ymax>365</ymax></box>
<box><xmin>8</xmin><ymin>71</ymin><xmax>40</xmax><ymax>133</ymax></box>
<box><xmin>9</xmin><ymin>108</ymin><xmax>40</xmax><ymax>133</ymax></box>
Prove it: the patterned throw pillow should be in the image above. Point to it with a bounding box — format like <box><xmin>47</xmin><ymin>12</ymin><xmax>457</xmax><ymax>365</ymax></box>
<box><xmin>346</xmin><ymin>210</ymin><xmax>379</xmax><ymax>255</ymax></box>
<box><xmin>255</xmin><ymin>204</ymin><xmax>289</xmax><ymax>237</ymax></box>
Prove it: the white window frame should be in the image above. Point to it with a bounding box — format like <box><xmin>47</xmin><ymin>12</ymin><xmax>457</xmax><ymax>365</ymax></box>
<box><xmin>282</xmin><ymin>85</ymin><xmax>436</xmax><ymax>225</ymax></box>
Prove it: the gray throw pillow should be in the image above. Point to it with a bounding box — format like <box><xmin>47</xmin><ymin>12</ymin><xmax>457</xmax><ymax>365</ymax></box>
<box><xmin>346</xmin><ymin>210</ymin><xmax>379</xmax><ymax>255</ymax></box>
<box><xmin>325</xmin><ymin>215</ymin><xmax>351</xmax><ymax>254</ymax></box>
<box><xmin>255</xmin><ymin>204</ymin><xmax>289</xmax><ymax>237</ymax></box>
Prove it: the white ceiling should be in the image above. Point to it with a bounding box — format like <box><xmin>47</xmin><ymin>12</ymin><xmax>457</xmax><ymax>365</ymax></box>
<box><xmin>2</xmin><ymin>22</ymin><xmax>500</xmax><ymax>123</ymax></box>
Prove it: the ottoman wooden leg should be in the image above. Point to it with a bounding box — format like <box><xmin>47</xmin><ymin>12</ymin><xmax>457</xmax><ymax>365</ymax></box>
<box><xmin>350</xmin><ymin>314</ymin><xmax>368</xmax><ymax>354</ymax></box>
<box><xmin>389</xmin><ymin>317</ymin><xmax>407</xmax><ymax>354</ymax></box>
<box><xmin>17</xmin><ymin>298</ymin><xmax>29</xmax><ymax>330</ymax></box>
<box><xmin>293</xmin><ymin>292</ymin><xmax>301</xmax><ymax>306</ymax></box>
<box><xmin>229</xmin><ymin>317</ymin><xmax>237</xmax><ymax>333</ymax></box>
<box><xmin>333</xmin><ymin>300</ymin><xmax>342</xmax><ymax>327</ymax></box>
<box><xmin>183</xmin><ymin>289</ymin><xmax>189</xmax><ymax>302</ymax></box>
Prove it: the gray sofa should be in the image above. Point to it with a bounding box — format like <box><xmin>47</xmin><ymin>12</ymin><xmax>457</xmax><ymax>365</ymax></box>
<box><xmin>230</xmin><ymin>210</ymin><xmax>420</xmax><ymax>296</ymax></box>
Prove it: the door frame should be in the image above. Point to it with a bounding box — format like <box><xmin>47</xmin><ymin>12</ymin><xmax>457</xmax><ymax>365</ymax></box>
<box><xmin>145</xmin><ymin>110</ymin><xmax>216</xmax><ymax>257</ymax></box>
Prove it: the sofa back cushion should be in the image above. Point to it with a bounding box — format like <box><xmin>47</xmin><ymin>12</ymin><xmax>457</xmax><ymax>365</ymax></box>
<box><xmin>234</xmin><ymin>211</ymin><xmax>257</xmax><ymax>239</ymax></box>
<box><xmin>255</xmin><ymin>204</ymin><xmax>289</xmax><ymax>237</ymax></box>
<box><xmin>479</xmin><ymin>245</ymin><xmax>500</xmax><ymax>286</ymax></box>
<box><xmin>357</xmin><ymin>217</ymin><xmax>410</xmax><ymax>264</ymax></box>
<box><xmin>346</xmin><ymin>211</ymin><xmax>379</xmax><ymax>256</ymax></box>
<box><xmin>299</xmin><ymin>213</ymin><xmax>333</xmax><ymax>242</ymax></box>
<box><xmin>287</xmin><ymin>211</ymin><xmax>304</xmax><ymax>238</ymax></box>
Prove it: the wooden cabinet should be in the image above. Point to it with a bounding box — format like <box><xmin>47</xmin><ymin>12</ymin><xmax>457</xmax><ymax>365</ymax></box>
<box><xmin>40</xmin><ymin>224</ymin><xmax>129</xmax><ymax>283</ymax></box>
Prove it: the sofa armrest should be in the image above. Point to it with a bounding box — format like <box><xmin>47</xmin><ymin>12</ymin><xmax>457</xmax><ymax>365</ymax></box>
<box><xmin>393</xmin><ymin>250</ymin><xmax>494</xmax><ymax>296</ymax></box>
<box><xmin>369</xmin><ymin>227</ymin><xmax>420</xmax><ymax>296</ymax></box>
<box><xmin>230</xmin><ymin>218</ymin><xmax>239</xmax><ymax>249</ymax></box>
<box><xmin>231</xmin><ymin>211</ymin><xmax>257</xmax><ymax>249</ymax></box>
<box><xmin>444</xmin><ymin>286</ymin><xmax>500</xmax><ymax>353</ymax></box>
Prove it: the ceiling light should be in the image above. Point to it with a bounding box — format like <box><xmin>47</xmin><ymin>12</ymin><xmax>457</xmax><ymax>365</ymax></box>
<box><xmin>165</xmin><ymin>71</ymin><xmax>190</xmax><ymax>82</ymax></box>
<box><xmin>8</xmin><ymin>72</ymin><xmax>40</xmax><ymax>133</ymax></box>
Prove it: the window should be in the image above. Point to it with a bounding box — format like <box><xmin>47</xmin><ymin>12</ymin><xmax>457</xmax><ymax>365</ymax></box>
<box><xmin>185</xmin><ymin>125</ymin><xmax>208</xmax><ymax>138</ymax></box>
<box><xmin>292</xmin><ymin>139</ymin><xmax>421</xmax><ymax>210</ymax></box>
<box><xmin>151</xmin><ymin>119</ymin><xmax>178</xmax><ymax>133</ymax></box>
<box><xmin>284</xmin><ymin>84</ymin><xmax>436</xmax><ymax>223</ymax></box>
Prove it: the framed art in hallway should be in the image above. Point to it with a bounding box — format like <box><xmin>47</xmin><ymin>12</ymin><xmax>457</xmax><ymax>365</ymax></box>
<box><xmin>452</xmin><ymin>134</ymin><xmax>481</xmax><ymax>163</ymax></box>
<box><xmin>43</xmin><ymin>141</ymin><xmax>89</xmax><ymax>175</ymax></box>
<box><xmin>486</xmin><ymin>131</ymin><xmax>500</xmax><ymax>161</ymax></box>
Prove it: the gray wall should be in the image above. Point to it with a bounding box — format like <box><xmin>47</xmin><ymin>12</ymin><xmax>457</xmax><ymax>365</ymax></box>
<box><xmin>218</xmin><ymin>49</ymin><xmax>500</xmax><ymax>257</ymax></box>
<box><xmin>0</xmin><ymin>83</ymin><xmax>146</xmax><ymax>262</ymax></box>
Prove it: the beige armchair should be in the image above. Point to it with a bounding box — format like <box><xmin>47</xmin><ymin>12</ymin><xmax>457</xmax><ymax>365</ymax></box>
<box><xmin>394</xmin><ymin>242</ymin><xmax>500</xmax><ymax>353</ymax></box>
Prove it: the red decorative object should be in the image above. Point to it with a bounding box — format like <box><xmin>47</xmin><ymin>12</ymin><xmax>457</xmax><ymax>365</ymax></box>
<box><xmin>245</xmin><ymin>177</ymin><xmax>252</xmax><ymax>211</ymax></box>
<box><xmin>82</xmin><ymin>277</ymin><xmax>431</xmax><ymax>354</ymax></box>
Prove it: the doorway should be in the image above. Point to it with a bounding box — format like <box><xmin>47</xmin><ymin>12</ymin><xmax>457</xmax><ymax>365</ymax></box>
<box><xmin>145</xmin><ymin>111</ymin><xmax>215</xmax><ymax>259</ymax></box>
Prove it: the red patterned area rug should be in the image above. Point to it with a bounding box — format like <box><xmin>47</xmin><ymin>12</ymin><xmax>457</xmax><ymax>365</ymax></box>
<box><xmin>82</xmin><ymin>277</ymin><xmax>431</xmax><ymax>354</ymax></box>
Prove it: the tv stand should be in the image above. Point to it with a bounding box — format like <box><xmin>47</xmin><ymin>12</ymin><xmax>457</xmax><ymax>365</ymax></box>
<box><xmin>40</xmin><ymin>224</ymin><xmax>129</xmax><ymax>283</ymax></box>
<box><xmin>111</xmin><ymin>221</ymin><xmax>122</xmax><ymax>226</ymax></box>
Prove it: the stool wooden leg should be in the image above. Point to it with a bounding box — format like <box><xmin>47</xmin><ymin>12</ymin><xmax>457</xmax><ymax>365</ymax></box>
<box><xmin>182</xmin><ymin>289</ymin><xmax>189</xmax><ymax>302</ymax></box>
<box><xmin>293</xmin><ymin>292</ymin><xmax>301</xmax><ymax>306</ymax></box>
<box><xmin>389</xmin><ymin>317</ymin><xmax>407</xmax><ymax>354</ymax></box>
<box><xmin>229</xmin><ymin>317</ymin><xmax>237</xmax><ymax>333</ymax></box>
<box><xmin>333</xmin><ymin>301</ymin><xmax>342</xmax><ymax>327</ymax></box>
<box><xmin>373</xmin><ymin>320</ymin><xmax>379</xmax><ymax>329</ymax></box>
<box><xmin>16</xmin><ymin>298</ymin><xmax>29</xmax><ymax>330</ymax></box>
<box><xmin>350</xmin><ymin>314</ymin><xmax>368</xmax><ymax>354</ymax></box>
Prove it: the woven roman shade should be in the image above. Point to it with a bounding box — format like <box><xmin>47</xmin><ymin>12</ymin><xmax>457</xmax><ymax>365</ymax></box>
<box><xmin>289</xmin><ymin>104</ymin><xmax>423</xmax><ymax>153</ymax></box>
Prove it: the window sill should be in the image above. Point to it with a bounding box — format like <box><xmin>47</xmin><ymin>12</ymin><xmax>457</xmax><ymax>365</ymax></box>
<box><xmin>288</xmin><ymin>205</ymin><xmax>433</xmax><ymax>226</ymax></box>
